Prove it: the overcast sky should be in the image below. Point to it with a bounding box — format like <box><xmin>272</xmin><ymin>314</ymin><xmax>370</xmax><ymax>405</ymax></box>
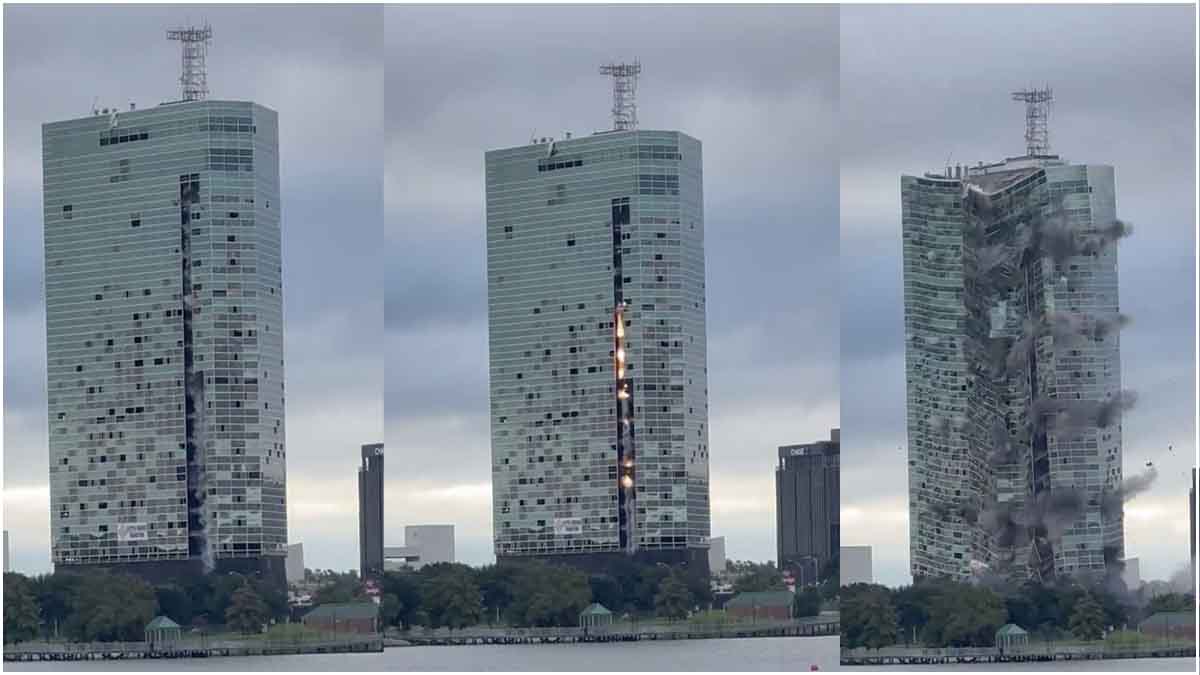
<box><xmin>2</xmin><ymin>4</ymin><xmax>383</xmax><ymax>574</ymax></box>
<box><xmin>839</xmin><ymin>3</ymin><xmax>1197</xmax><ymax>587</ymax></box>
<box><xmin>384</xmin><ymin>4</ymin><xmax>840</xmax><ymax>567</ymax></box>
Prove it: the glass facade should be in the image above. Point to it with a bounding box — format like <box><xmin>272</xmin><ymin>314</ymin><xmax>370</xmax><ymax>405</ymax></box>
<box><xmin>901</xmin><ymin>156</ymin><xmax>1122</xmax><ymax>582</ymax></box>
<box><xmin>43</xmin><ymin>100</ymin><xmax>287</xmax><ymax>569</ymax></box>
<box><xmin>485</xmin><ymin>130</ymin><xmax>709</xmax><ymax>559</ymax></box>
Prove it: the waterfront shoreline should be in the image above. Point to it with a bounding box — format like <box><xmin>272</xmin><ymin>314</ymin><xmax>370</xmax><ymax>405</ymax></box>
<box><xmin>840</xmin><ymin>645</ymin><xmax>1197</xmax><ymax>667</ymax></box>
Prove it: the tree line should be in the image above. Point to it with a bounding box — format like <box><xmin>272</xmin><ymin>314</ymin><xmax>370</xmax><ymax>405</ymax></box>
<box><xmin>840</xmin><ymin>575</ymin><xmax>1196</xmax><ymax>650</ymax></box>
<box><xmin>3</xmin><ymin>570</ymin><xmax>284</xmax><ymax>643</ymax></box>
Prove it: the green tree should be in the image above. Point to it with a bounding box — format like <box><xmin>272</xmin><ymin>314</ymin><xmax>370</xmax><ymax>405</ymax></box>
<box><xmin>794</xmin><ymin>587</ymin><xmax>822</xmax><ymax>618</ymax></box>
<box><xmin>379</xmin><ymin>593</ymin><xmax>401</xmax><ymax>628</ymax></box>
<box><xmin>420</xmin><ymin>564</ymin><xmax>482</xmax><ymax>630</ymax></box>
<box><xmin>380</xmin><ymin>571</ymin><xmax>422</xmax><ymax>629</ymax></box>
<box><xmin>922</xmin><ymin>581</ymin><xmax>1007</xmax><ymax>647</ymax></box>
<box><xmin>32</xmin><ymin>572</ymin><xmax>84</xmax><ymax>638</ymax></box>
<box><xmin>225</xmin><ymin>584</ymin><xmax>269</xmax><ymax>635</ymax></box>
<box><xmin>654</xmin><ymin>572</ymin><xmax>691</xmax><ymax>621</ymax></box>
<box><xmin>733</xmin><ymin>562</ymin><xmax>785</xmax><ymax>593</ymax></box>
<box><xmin>589</xmin><ymin>574</ymin><xmax>624</xmax><ymax>614</ymax></box>
<box><xmin>69</xmin><ymin>574</ymin><xmax>157</xmax><ymax>642</ymax></box>
<box><xmin>509</xmin><ymin>562</ymin><xmax>591</xmax><ymax>627</ymax></box>
<box><xmin>3</xmin><ymin>573</ymin><xmax>42</xmax><ymax>643</ymax></box>
<box><xmin>1068</xmin><ymin>593</ymin><xmax>1105</xmax><ymax>641</ymax></box>
<box><xmin>1145</xmin><ymin>592</ymin><xmax>1194</xmax><ymax>614</ymax></box>
<box><xmin>841</xmin><ymin>583</ymin><xmax>899</xmax><ymax>650</ymax></box>
<box><xmin>312</xmin><ymin>571</ymin><xmax>364</xmax><ymax>605</ymax></box>
<box><xmin>154</xmin><ymin>584</ymin><xmax>194</xmax><ymax>626</ymax></box>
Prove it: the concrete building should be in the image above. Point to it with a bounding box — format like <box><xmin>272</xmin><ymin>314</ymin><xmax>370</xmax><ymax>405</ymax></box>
<box><xmin>358</xmin><ymin>443</ymin><xmax>384</xmax><ymax>580</ymax></box>
<box><xmin>840</xmin><ymin>545</ymin><xmax>873</xmax><ymax>586</ymax></box>
<box><xmin>43</xmin><ymin>99</ymin><xmax>287</xmax><ymax>584</ymax></box>
<box><xmin>285</xmin><ymin>542</ymin><xmax>305</xmax><ymax>585</ymax></box>
<box><xmin>485</xmin><ymin>129</ymin><xmax>709</xmax><ymax>573</ymax></box>
<box><xmin>776</xmin><ymin>429</ymin><xmax>840</xmax><ymax>582</ymax></box>
<box><xmin>902</xmin><ymin>147</ymin><xmax>1124</xmax><ymax>582</ymax></box>
<box><xmin>1120</xmin><ymin>556</ymin><xmax>1141</xmax><ymax>592</ymax></box>
<box><xmin>383</xmin><ymin>524</ymin><xmax>455</xmax><ymax>570</ymax></box>
<box><xmin>708</xmin><ymin>536</ymin><xmax>727</xmax><ymax>575</ymax></box>
<box><xmin>405</xmin><ymin>525</ymin><xmax>454</xmax><ymax>566</ymax></box>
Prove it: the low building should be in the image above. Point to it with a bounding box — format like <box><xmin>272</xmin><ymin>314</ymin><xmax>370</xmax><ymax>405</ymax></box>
<box><xmin>841</xmin><ymin>546</ymin><xmax>873</xmax><ymax>586</ymax></box>
<box><xmin>302</xmin><ymin>602</ymin><xmax>380</xmax><ymax>635</ymax></box>
<box><xmin>1139</xmin><ymin>612</ymin><xmax>1194</xmax><ymax>639</ymax></box>
<box><xmin>995</xmin><ymin>624</ymin><xmax>1028</xmax><ymax>654</ymax></box>
<box><xmin>724</xmin><ymin>591</ymin><xmax>794</xmax><ymax>622</ymax></box>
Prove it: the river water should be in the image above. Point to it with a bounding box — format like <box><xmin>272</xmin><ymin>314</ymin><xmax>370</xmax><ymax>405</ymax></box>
<box><xmin>7</xmin><ymin>639</ymin><xmax>1195</xmax><ymax>671</ymax></box>
<box><xmin>7</xmin><ymin>636</ymin><xmax>837</xmax><ymax>671</ymax></box>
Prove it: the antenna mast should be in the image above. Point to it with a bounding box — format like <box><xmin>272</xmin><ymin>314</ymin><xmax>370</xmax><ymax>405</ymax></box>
<box><xmin>167</xmin><ymin>24</ymin><xmax>213</xmax><ymax>102</ymax></box>
<box><xmin>599</xmin><ymin>60</ymin><xmax>641</xmax><ymax>131</ymax></box>
<box><xmin>1011</xmin><ymin>86</ymin><xmax>1053</xmax><ymax>156</ymax></box>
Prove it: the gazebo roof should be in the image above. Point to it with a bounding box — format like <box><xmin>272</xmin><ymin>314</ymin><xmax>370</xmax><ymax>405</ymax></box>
<box><xmin>996</xmin><ymin>623</ymin><xmax>1027</xmax><ymax>636</ymax></box>
<box><xmin>580</xmin><ymin>603</ymin><xmax>613</xmax><ymax>616</ymax></box>
<box><xmin>145</xmin><ymin>616</ymin><xmax>181</xmax><ymax>631</ymax></box>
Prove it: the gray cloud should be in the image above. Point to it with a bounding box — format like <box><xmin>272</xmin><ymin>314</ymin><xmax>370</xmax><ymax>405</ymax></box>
<box><xmin>2</xmin><ymin>4</ymin><xmax>383</xmax><ymax>574</ymax></box>
<box><xmin>840</xmin><ymin>3</ymin><xmax>1196</xmax><ymax>585</ymax></box>
<box><xmin>384</xmin><ymin>3</ymin><xmax>840</xmax><ymax>565</ymax></box>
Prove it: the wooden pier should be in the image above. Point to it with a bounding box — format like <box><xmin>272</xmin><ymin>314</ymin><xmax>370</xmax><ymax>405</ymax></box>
<box><xmin>4</xmin><ymin>637</ymin><xmax>383</xmax><ymax>662</ymax></box>
<box><xmin>841</xmin><ymin>644</ymin><xmax>1195</xmax><ymax>666</ymax></box>
<box><xmin>390</xmin><ymin>619</ymin><xmax>839</xmax><ymax>648</ymax></box>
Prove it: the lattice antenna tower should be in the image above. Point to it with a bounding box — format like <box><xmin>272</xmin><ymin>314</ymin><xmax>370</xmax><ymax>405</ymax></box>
<box><xmin>1011</xmin><ymin>86</ymin><xmax>1053</xmax><ymax>156</ymax></box>
<box><xmin>167</xmin><ymin>23</ymin><xmax>213</xmax><ymax>102</ymax></box>
<box><xmin>599</xmin><ymin>60</ymin><xmax>641</xmax><ymax>131</ymax></box>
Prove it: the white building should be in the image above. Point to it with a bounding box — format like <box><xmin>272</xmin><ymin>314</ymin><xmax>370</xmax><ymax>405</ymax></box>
<box><xmin>383</xmin><ymin>525</ymin><xmax>455</xmax><ymax>570</ymax></box>
<box><xmin>1121</xmin><ymin>557</ymin><xmax>1141</xmax><ymax>591</ymax></box>
<box><xmin>708</xmin><ymin>536</ymin><xmax>727</xmax><ymax>575</ymax></box>
<box><xmin>285</xmin><ymin>543</ymin><xmax>305</xmax><ymax>585</ymax></box>
<box><xmin>840</xmin><ymin>545</ymin><xmax>873</xmax><ymax>586</ymax></box>
<box><xmin>43</xmin><ymin>99</ymin><xmax>287</xmax><ymax>579</ymax></box>
<box><xmin>486</xmin><ymin>129</ymin><xmax>710</xmax><ymax>569</ymax></box>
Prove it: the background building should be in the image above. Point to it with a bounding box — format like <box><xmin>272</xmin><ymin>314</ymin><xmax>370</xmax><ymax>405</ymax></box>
<box><xmin>382</xmin><ymin>524</ymin><xmax>455</xmax><ymax>570</ymax></box>
<box><xmin>1191</xmin><ymin>468</ymin><xmax>1196</xmax><ymax>564</ymax></box>
<box><xmin>358</xmin><ymin>443</ymin><xmax>384</xmax><ymax>579</ymax></box>
<box><xmin>776</xmin><ymin>429</ymin><xmax>840</xmax><ymax>583</ymax></box>
<box><xmin>902</xmin><ymin>96</ymin><xmax>1125</xmax><ymax>582</ymax></box>
<box><xmin>708</xmin><ymin>536</ymin><xmax>727</xmax><ymax>575</ymax></box>
<box><xmin>840</xmin><ymin>545</ymin><xmax>873</xmax><ymax>586</ymax></box>
<box><xmin>3</xmin><ymin>530</ymin><xmax>9</xmax><ymax>572</ymax></box>
<box><xmin>1120</xmin><ymin>556</ymin><xmax>1141</xmax><ymax>592</ymax></box>
<box><xmin>285</xmin><ymin>542</ymin><xmax>305</xmax><ymax>585</ymax></box>
<box><xmin>43</xmin><ymin>86</ymin><xmax>288</xmax><ymax>584</ymax></box>
<box><xmin>485</xmin><ymin>116</ymin><xmax>710</xmax><ymax>573</ymax></box>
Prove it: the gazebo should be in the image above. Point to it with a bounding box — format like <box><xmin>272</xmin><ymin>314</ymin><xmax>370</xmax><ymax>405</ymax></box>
<box><xmin>579</xmin><ymin>603</ymin><xmax>614</xmax><ymax>630</ymax></box>
<box><xmin>995</xmin><ymin>623</ymin><xmax>1028</xmax><ymax>654</ymax></box>
<box><xmin>145</xmin><ymin>615</ymin><xmax>182</xmax><ymax>647</ymax></box>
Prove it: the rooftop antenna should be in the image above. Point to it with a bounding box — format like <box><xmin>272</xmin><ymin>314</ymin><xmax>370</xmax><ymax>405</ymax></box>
<box><xmin>167</xmin><ymin>23</ymin><xmax>213</xmax><ymax>102</ymax></box>
<box><xmin>1011</xmin><ymin>86</ymin><xmax>1053</xmax><ymax>156</ymax></box>
<box><xmin>599</xmin><ymin>60</ymin><xmax>641</xmax><ymax>131</ymax></box>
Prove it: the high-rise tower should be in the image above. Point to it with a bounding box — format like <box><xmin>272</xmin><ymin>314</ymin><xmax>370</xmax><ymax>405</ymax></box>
<box><xmin>43</xmin><ymin>31</ymin><xmax>286</xmax><ymax>585</ymax></box>
<box><xmin>358</xmin><ymin>443</ymin><xmax>384</xmax><ymax>579</ymax></box>
<box><xmin>901</xmin><ymin>93</ymin><xmax>1125</xmax><ymax>583</ymax></box>
<box><xmin>485</xmin><ymin>122</ymin><xmax>709</xmax><ymax>572</ymax></box>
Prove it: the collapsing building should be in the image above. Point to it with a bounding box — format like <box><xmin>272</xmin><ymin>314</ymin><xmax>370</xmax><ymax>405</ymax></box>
<box><xmin>901</xmin><ymin>89</ymin><xmax>1134</xmax><ymax>583</ymax></box>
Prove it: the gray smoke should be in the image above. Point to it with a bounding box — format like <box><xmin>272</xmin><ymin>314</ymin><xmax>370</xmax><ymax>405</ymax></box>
<box><xmin>1096</xmin><ymin>390</ymin><xmax>1138</xmax><ymax>428</ymax></box>
<box><xmin>1101</xmin><ymin>465</ymin><xmax>1159</xmax><ymax>519</ymax></box>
